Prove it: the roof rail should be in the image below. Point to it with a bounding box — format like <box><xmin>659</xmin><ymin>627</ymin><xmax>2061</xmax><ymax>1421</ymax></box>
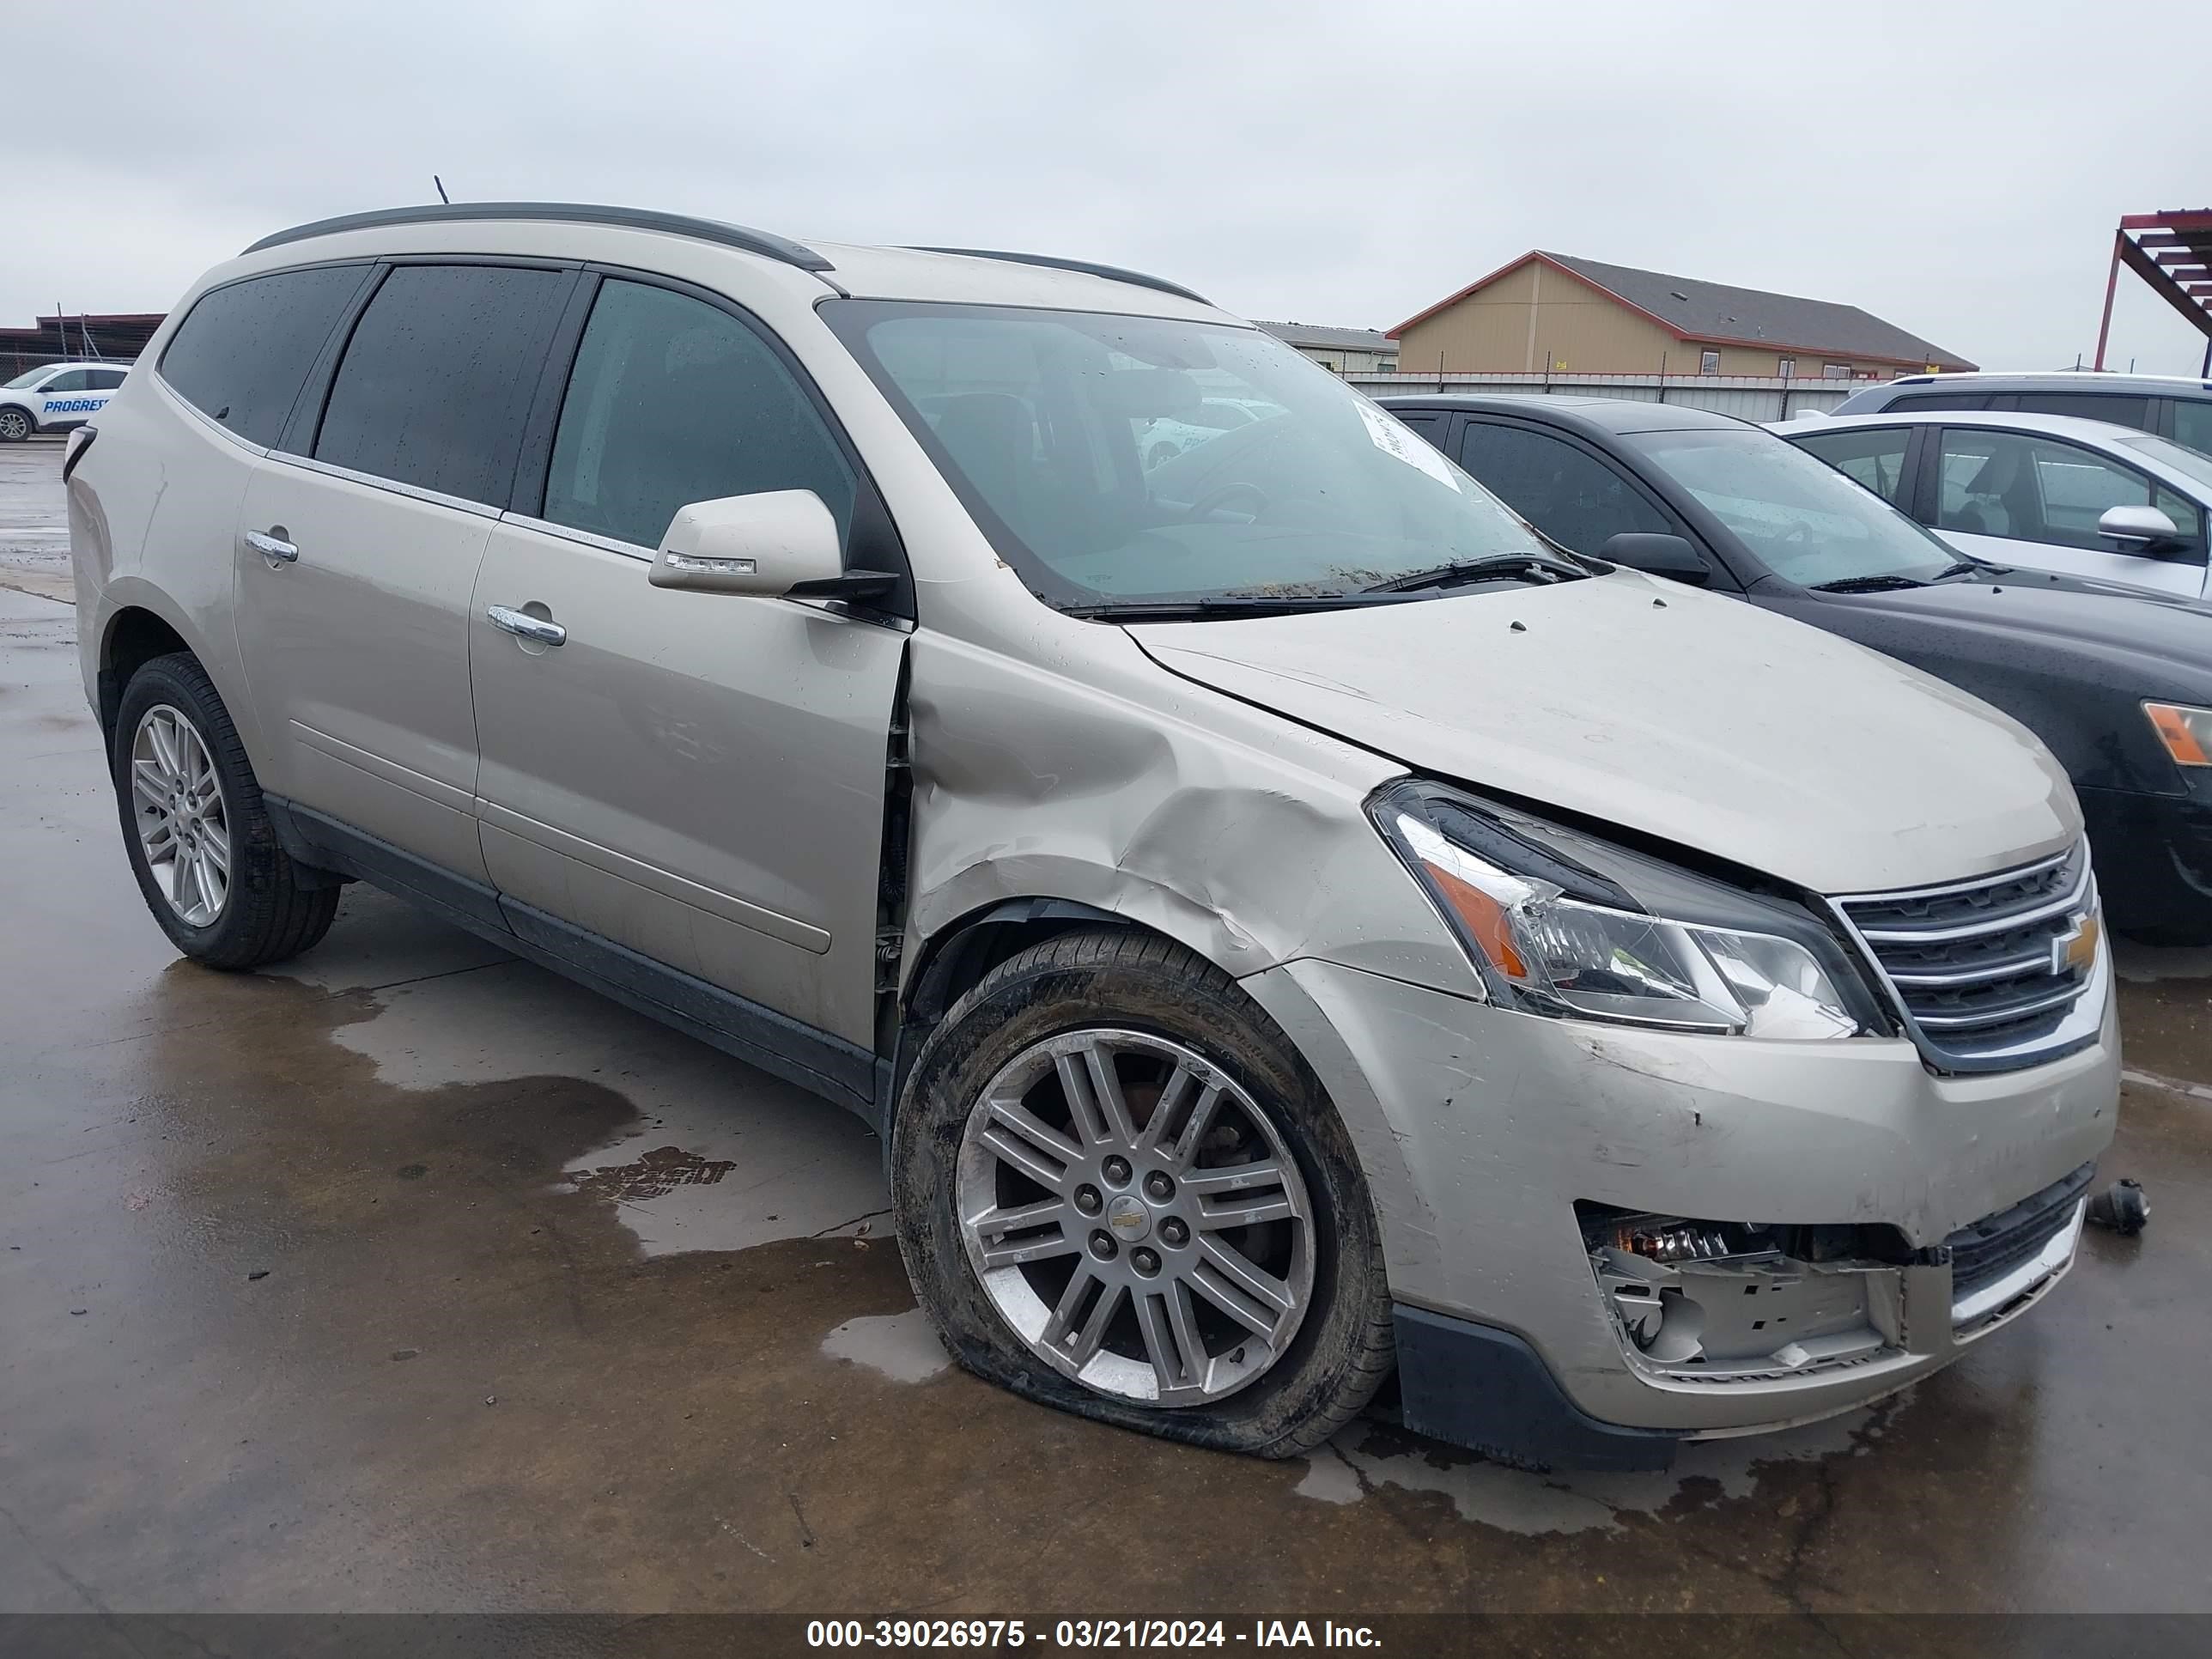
<box><xmin>909</xmin><ymin>247</ymin><xmax>1210</xmax><ymax>307</ymax></box>
<box><xmin>242</xmin><ymin>203</ymin><xmax>835</xmax><ymax>272</ymax></box>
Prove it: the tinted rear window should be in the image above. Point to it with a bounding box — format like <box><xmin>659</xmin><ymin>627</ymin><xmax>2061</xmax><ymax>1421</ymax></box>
<box><xmin>315</xmin><ymin>264</ymin><xmax>567</xmax><ymax>507</ymax></box>
<box><xmin>1887</xmin><ymin>390</ymin><xmax>1989</xmax><ymax>411</ymax></box>
<box><xmin>159</xmin><ymin>265</ymin><xmax>369</xmax><ymax>447</ymax></box>
<box><xmin>2007</xmin><ymin>391</ymin><xmax>2155</xmax><ymax>429</ymax></box>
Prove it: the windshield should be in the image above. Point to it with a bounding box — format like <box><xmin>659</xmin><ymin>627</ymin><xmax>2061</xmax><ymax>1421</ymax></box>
<box><xmin>2118</xmin><ymin>432</ymin><xmax>2212</xmax><ymax>495</ymax></box>
<box><xmin>3</xmin><ymin>367</ymin><xmax>51</xmax><ymax>389</ymax></box>
<box><xmin>824</xmin><ymin>301</ymin><xmax>1552</xmax><ymax>609</ymax></box>
<box><xmin>1632</xmin><ymin>427</ymin><xmax>1959</xmax><ymax>586</ymax></box>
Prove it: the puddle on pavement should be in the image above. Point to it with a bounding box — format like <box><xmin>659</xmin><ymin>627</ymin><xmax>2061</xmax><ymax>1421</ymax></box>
<box><xmin>1297</xmin><ymin>1395</ymin><xmax>1897</xmax><ymax>1536</ymax></box>
<box><xmin>280</xmin><ymin>890</ymin><xmax>890</xmax><ymax>1258</ymax></box>
<box><xmin>820</xmin><ymin>1306</ymin><xmax>951</xmax><ymax>1383</ymax></box>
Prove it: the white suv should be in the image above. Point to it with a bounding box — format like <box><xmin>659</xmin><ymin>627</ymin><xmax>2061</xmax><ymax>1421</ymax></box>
<box><xmin>1</xmin><ymin>362</ymin><xmax>130</xmax><ymax>441</ymax></box>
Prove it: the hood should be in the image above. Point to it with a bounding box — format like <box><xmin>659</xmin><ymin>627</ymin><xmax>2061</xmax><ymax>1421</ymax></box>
<box><xmin>1823</xmin><ymin>570</ymin><xmax>2212</xmax><ymax>691</ymax></box>
<box><xmin>1131</xmin><ymin>571</ymin><xmax>2081</xmax><ymax>896</ymax></box>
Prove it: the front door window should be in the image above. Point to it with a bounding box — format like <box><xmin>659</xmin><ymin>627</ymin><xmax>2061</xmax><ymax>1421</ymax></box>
<box><xmin>1935</xmin><ymin>428</ymin><xmax>2200</xmax><ymax>550</ymax></box>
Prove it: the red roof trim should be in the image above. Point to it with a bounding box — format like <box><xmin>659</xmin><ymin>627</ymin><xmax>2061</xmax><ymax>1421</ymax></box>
<box><xmin>1388</xmin><ymin>251</ymin><xmax>1965</xmax><ymax>368</ymax></box>
<box><xmin>1385</xmin><ymin>250</ymin><xmax>1547</xmax><ymax>338</ymax></box>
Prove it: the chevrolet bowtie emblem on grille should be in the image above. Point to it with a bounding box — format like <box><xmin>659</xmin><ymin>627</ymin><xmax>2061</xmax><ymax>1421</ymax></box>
<box><xmin>2051</xmin><ymin>911</ymin><xmax>2100</xmax><ymax>976</ymax></box>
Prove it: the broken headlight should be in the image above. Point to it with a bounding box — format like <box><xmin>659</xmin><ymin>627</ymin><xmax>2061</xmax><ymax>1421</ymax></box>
<box><xmin>1371</xmin><ymin>781</ymin><xmax>1875</xmax><ymax>1040</ymax></box>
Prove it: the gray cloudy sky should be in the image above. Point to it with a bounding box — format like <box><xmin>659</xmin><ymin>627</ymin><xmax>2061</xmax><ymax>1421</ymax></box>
<box><xmin>6</xmin><ymin>0</ymin><xmax>2209</xmax><ymax>373</ymax></box>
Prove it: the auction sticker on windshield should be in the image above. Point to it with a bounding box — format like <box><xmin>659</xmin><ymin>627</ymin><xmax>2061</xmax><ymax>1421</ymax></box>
<box><xmin>1358</xmin><ymin>400</ymin><xmax>1461</xmax><ymax>491</ymax></box>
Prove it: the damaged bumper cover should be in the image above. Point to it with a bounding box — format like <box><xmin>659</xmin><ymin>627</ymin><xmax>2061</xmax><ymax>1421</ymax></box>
<box><xmin>1241</xmin><ymin>956</ymin><xmax>2118</xmax><ymax>1462</ymax></box>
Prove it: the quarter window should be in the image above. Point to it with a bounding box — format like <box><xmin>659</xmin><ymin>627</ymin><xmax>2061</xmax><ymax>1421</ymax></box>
<box><xmin>1887</xmin><ymin>390</ymin><xmax>1988</xmax><ymax>411</ymax></box>
<box><xmin>2007</xmin><ymin>391</ymin><xmax>2154</xmax><ymax>430</ymax></box>
<box><xmin>2167</xmin><ymin>398</ymin><xmax>2212</xmax><ymax>459</ymax></box>
<box><xmin>85</xmin><ymin>368</ymin><xmax>127</xmax><ymax>390</ymax></box>
<box><xmin>158</xmin><ymin>264</ymin><xmax>370</xmax><ymax>447</ymax></box>
<box><xmin>1453</xmin><ymin>421</ymin><xmax>1672</xmax><ymax>556</ymax></box>
<box><xmin>542</xmin><ymin>279</ymin><xmax>855</xmax><ymax>552</ymax></box>
<box><xmin>1935</xmin><ymin>428</ymin><xmax>2202</xmax><ymax>550</ymax></box>
<box><xmin>316</xmin><ymin>264</ymin><xmax>568</xmax><ymax>506</ymax></box>
<box><xmin>1793</xmin><ymin>427</ymin><xmax>1911</xmax><ymax>506</ymax></box>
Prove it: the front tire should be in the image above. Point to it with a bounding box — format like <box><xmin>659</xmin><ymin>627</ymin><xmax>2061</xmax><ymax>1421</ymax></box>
<box><xmin>0</xmin><ymin>404</ymin><xmax>33</xmax><ymax>442</ymax></box>
<box><xmin>892</xmin><ymin>930</ymin><xmax>1394</xmax><ymax>1458</ymax></box>
<box><xmin>112</xmin><ymin>653</ymin><xmax>339</xmax><ymax>969</ymax></box>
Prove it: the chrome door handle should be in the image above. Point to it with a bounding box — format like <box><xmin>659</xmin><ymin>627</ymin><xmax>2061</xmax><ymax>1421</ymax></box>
<box><xmin>486</xmin><ymin>604</ymin><xmax>566</xmax><ymax>647</ymax></box>
<box><xmin>243</xmin><ymin>530</ymin><xmax>298</xmax><ymax>563</ymax></box>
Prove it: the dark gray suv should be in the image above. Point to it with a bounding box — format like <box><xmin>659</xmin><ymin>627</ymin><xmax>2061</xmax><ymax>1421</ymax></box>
<box><xmin>1830</xmin><ymin>371</ymin><xmax>2212</xmax><ymax>458</ymax></box>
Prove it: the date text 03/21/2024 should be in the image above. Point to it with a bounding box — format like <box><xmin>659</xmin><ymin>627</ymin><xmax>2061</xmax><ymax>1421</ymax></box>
<box><xmin>805</xmin><ymin>1619</ymin><xmax>1383</xmax><ymax>1649</ymax></box>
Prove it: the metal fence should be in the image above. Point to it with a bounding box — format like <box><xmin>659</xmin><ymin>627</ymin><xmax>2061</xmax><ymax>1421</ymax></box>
<box><xmin>1344</xmin><ymin>370</ymin><xmax>1854</xmax><ymax>422</ymax></box>
<box><xmin>0</xmin><ymin>349</ymin><xmax>139</xmax><ymax>382</ymax></box>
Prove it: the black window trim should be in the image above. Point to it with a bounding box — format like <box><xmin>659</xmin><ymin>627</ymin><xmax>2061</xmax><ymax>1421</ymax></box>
<box><xmin>1443</xmin><ymin>409</ymin><xmax>1747</xmax><ymax>591</ymax></box>
<box><xmin>276</xmin><ymin>260</ymin><xmax>393</xmax><ymax>458</ymax></box>
<box><xmin>504</xmin><ymin>262</ymin><xmax>916</xmax><ymax>622</ymax></box>
<box><xmin>286</xmin><ymin>257</ymin><xmax>584</xmax><ymax>516</ymax></box>
<box><xmin>279</xmin><ymin>253</ymin><xmax>582</xmax><ymax>464</ymax></box>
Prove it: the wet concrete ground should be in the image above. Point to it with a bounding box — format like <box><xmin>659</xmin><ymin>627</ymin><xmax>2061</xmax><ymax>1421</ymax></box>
<box><xmin>0</xmin><ymin>440</ymin><xmax>70</xmax><ymax>603</ymax></box>
<box><xmin>3</xmin><ymin>464</ymin><xmax>2211</xmax><ymax>1615</ymax></box>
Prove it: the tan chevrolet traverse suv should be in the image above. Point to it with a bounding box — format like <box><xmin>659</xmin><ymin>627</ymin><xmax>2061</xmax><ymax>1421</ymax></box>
<box><xmin>66</xmin><ymin>203</ymin><xmax>2117</xmax><ymax>1469</ymax></box>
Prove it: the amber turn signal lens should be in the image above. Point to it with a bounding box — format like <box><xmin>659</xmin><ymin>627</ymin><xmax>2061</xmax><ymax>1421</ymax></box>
<box><xmin>1423</xmin><ymin>860</ymin><xmax>1530</xmax><ymax>978</ymax></box>
<box><xmin>2146</xmin><ymin>702</ymin><xmax>2212</xmax><ymax>768</ymax></box>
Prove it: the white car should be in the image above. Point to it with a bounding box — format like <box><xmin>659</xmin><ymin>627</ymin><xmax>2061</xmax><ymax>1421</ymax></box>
<box><xmin>0</xmin><ymin>362</ymin><xmax>131</xmax><ymax>441</ymax></box>
<box><xmin>1775</xmin><ymin>408</ymin><xmax>2212</xmax><ymax>600</ymax></box>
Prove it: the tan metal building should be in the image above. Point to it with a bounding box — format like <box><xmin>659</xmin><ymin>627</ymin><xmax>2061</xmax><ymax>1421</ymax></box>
<box><xmin>1389</xmin><ymin>252</ymin><xmax>1974</xmax><ymax>382</ymax></box>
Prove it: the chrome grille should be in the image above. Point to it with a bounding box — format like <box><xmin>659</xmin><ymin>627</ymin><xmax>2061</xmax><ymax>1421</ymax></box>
<box><xmin>1832</xmin><ymin>842</ymin><xmax>2102</xmax><ymax>1073</ymax></box>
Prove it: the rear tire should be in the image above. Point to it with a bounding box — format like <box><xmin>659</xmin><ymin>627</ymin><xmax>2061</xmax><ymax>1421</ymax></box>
<box><xmin>892</xmin><ymin>929</ymin><xmax>1394</xmax><ymax>1458</ymax></box>
<box><xmin>0</xmin><ymin>404</ymin><xmax>33</xmax><ymax>442</ymax></box>
<box><xmin>112</xmin><ymin>653</ymin><xmax>339</xmax><ymax>969</ymax></box>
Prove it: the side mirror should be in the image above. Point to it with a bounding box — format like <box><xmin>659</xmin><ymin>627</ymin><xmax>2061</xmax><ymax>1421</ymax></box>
<box><xmin>2099</xmin><ymin>504</ymin><xmax>2184</xmax><ymax>550</ymax></box>
<box><xmin>647</xmin><ymin>489</ymin><xmax>896</xmax><ymax>600</ymax></box>
<box><xmin>1598</xmin><ymin>531</ymin><xmax>1711</xmax><ymax>585</ymax></box>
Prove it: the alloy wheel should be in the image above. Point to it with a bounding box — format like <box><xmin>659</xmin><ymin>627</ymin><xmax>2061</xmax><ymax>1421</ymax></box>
<box><xmin>956</xmin><ymin>1028</ymin><xmax>1315</xmax><ymax>1407</ymax></box>
<box><xmin>129</xmin><ymin>704</ymin><xmax>231</xmax><ymax>927</ymax></box>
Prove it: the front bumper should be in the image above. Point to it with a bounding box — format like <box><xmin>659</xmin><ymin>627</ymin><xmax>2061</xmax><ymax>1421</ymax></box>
<box><xmin>1241</xmin><ymin>954</ymin><xmax>2118</xmax><ymax>1448</ymax></box>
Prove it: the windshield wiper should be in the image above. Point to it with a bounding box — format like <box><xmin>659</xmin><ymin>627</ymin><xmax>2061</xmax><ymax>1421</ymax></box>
<box><xmin>1359</xmin><ymin>553</ymin><xmax>1586</xmax><ymax>593</ymax></box>
<box><xmin>1808</xmin><ymin>573</ymin><xmax>1927</xmax><ymax>593</ymax></box>
<box><xmin>1062</xmin><ymin>593</ymin><xmax>1405</xmax><ymax>622</ymax></box>
<box><xmin>1933</xmin><ymin>558</ymin><xmax>2006</xmax><ymax>579</ymax></box>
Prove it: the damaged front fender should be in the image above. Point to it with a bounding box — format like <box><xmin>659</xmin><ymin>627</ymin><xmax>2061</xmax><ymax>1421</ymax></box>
<box><xmin>901</xmin><ymin>625</ymin><xmax>1480</xmax><ymax>997</ymax></box>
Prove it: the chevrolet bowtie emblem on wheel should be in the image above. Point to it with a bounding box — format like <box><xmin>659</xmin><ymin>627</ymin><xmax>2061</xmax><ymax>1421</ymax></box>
<box><xmin>2051</xmin><ymin>911</ymin><xmax>2101</xmax><ymax>976</ymax></box>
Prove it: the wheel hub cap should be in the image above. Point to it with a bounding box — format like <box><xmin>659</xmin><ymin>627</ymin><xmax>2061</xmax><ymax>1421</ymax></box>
<box><xmin>955</xmin><ymin>1028</ymin><xmax>1315</xmax><ymax>1408</ymax></box>
<box><xmin>1105</xmin><ymin>1194</ymin><xmax>1151</xmax><ymax>1243</ymax></box>
<box><xmin>129</xmin><ymin>703</ymin><xmax>231</xmax><ymax>928</ymax></box>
